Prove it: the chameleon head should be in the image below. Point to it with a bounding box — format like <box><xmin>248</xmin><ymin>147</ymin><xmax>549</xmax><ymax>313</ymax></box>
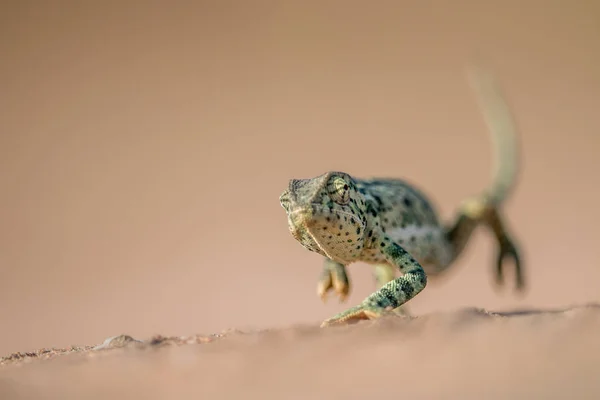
<box><xmin>279</xmin><ymin>171</ymin><xmax>368</xmax><ymax>264</ymax></box>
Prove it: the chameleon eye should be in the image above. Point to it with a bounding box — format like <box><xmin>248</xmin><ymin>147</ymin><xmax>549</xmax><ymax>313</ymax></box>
<box><xmin>328</xmin><ymin>176</ymin><xmax>350</xmax><ymax>205</ymax></box>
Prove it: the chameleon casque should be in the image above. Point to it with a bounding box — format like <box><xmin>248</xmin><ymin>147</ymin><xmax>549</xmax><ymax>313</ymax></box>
<box><xmin>279</xmin><ymin>66</ymin><xmax>524</xmax><ymax>327</ymax></box>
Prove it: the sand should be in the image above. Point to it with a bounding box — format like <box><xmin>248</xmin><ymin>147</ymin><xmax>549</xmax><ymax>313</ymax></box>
<box><xmin>2</xmin><ymin>304</ymin><xmax>600</xmax><ymax>400</ymax></box>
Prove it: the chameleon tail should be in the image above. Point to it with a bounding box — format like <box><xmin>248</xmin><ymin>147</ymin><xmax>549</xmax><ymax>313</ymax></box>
<box><xmin>466</xmin><ymin>64</ymin><xmax>520</xmax><ymax>207</ymax></box>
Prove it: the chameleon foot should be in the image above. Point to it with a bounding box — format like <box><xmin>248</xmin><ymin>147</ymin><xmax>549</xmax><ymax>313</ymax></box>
<box><xmin>317</xmin><ymin>259</ymin><xmax>350</xmax><ymax>303</ymax></box>
<box><xmin>483</xmin><ymin>207</ymin><xmax>525</xmax><ymax>292</ymax></box>
<box><xmin>320</xmin><ymin>304</ymin><xmax>383</xmax><ymax>327</ymax></box>
<box><xmin>320</xmin><ymin>303</ymin><xmax>400</xmax><ymax>327</ymax></box>
<box><xmin>495</xmin><ymin>234</ymin><xmax>524</xmax><ymax>291</ymax></box>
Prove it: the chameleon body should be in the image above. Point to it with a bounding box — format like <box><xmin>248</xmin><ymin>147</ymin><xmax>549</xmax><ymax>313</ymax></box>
<box><xmin>279</xmin><ymin>67</ymin><xmax>524</xmax><ymax>327</ymax></box>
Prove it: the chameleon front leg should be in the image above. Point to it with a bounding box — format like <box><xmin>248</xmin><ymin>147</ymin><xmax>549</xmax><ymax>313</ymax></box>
<box><xmin>373</xmin><ymin>263</ymin><xmax>410</xmax><ymax>316</ymax></box>
<box><xmin>321</xmin><ymin>236</ymin><xmax>427</xmax><ymax>327</ymax></box>
<box><xmin>317</xmin><ymin>258</ymin><xmax>351</xmax><ymax>302</ymax></box>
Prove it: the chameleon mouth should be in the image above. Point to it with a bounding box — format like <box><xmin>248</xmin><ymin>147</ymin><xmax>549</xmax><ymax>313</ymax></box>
<box><xmin>287</xmin><ymin>208</ymin><xmax>325</xmax><ymax>255</ymax></box>
<box><xmin>288</xmin><ymin>207</ymin><xmax>312</xmax><ymax>226</ymax></box>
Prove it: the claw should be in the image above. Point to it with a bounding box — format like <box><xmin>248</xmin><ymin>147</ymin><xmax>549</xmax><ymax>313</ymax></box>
<box><xmin>317</xmin><ymin>272</ymin><xmax>334</xmax><ymax>302</ymax></box>
<box><xmin>333</xmin><ymin>279</ymin><xmax>350</xmax><ymax>302</ymax></box>
<box><xmin>317</xmin><ymin>261</ymin><xmax>351</xmax><ymax>303</ymax></box>
<box><xmin>495</xmin><ymin>236</ymin><xmax>525</xmax><ymax>292</ymax></box>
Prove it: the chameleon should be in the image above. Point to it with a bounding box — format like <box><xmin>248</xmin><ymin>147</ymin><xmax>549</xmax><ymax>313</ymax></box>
<box><xmin>279</xmin><ymin>66</ymin><xmax>524</xmax><ymax>327</ymax></box>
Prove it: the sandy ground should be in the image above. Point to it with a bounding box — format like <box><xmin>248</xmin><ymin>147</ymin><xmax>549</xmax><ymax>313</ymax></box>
<box><xmin>2</xmin><ymin>304</ymin><xmax>600</xmax><ymax>399</ymax></box>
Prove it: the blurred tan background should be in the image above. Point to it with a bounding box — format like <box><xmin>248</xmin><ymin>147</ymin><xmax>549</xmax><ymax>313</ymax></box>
<box><xmin>0</xmin><ymin>0</ymin><xmax>598</xmax><ymax>356</ymax></box>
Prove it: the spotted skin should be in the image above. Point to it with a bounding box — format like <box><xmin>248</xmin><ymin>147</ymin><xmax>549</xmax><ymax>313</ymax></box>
<box><xmin>279</xmin><ymin>66</ymin><xmax>524</xmax><ymax>327</ymax></box>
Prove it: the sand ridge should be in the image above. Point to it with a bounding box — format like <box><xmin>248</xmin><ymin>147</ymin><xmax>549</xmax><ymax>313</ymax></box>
<box><xmin>2</xmin><ymin>304</ymin><xmax>600</xmax><ymax>399</ymax></box>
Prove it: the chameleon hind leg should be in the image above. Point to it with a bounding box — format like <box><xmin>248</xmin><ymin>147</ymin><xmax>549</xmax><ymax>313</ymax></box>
<box><xmin>317</xmin><ymin>258</ymin><xmax>350</xmax><ymax>302</ymax></box>
<box><xmin>446</xmin><ymin>196</ymin><xmax>525</xmax><ymax>291</ymax></box>
<box><xmin>373</xmin><ymin>263</ymin><xmax>410</xmax><ymax>316</ymax></box>
<box><xmin>321</xmin><ymin>236</ymin><xmax>427</xmax><ymax>327</ymax></box>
